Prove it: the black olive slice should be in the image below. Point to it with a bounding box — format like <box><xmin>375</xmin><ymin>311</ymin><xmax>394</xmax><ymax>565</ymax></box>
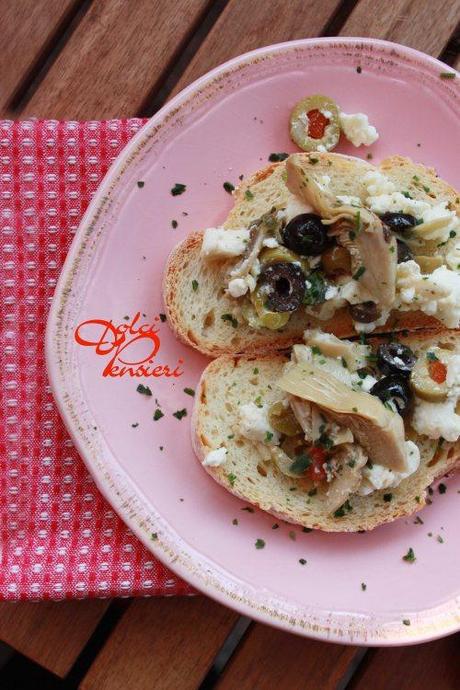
<box><xmin>281</xmin><ymin>214</ymin><xmax>331</xmax><ymax>256</ymax></box>
<box><xmin>377</xmin><ymin>342</ymin><xmax>416</xmax><ymax>377</ymax></box>
<box><xmin>379</xmin><ymin>212</ymin><xmax>417</xmax><ymax>232</ymax></box>
<box><xmin>349</xmin><ymin>302</ymin><xmax>381</xmax><ymax>323</ymax></box>
<box><xmin>397</xmin><ymin>239</ymin><xmax>413</xmax><ymax>263</ymax></box>
<box><xmin>259</xmin><ymin>262</ymin><xmax>305</xmax><ymax>312</ymax></box>
<box><xmin>370</xmin><ymin>374</ymin><xmax>413</xmax><ymax>416</ymax></box>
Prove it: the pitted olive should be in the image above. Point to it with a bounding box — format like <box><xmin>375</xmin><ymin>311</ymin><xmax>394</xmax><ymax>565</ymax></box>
<box><xmin>397</xmin><ymin>239</ymin><xmax>413</xmax><ymax>263</ymax></box>
<box><xmin>258</xmin><ymin>262</ymin><xmax>306</xmax><ymax>312</ymax></box>
<box><xmin>281</xmin><ymin>214</ymin><xmax>331</xmax><ymax>256</ymax></box>
<box><xmin>370</xmin><ymin>375</ymin><xmax>412</xmax><ymax>416</ymax></box>
<box><xmin>349</xmin><ymin>301</ymin><xmax>381</xmax><ymax>323</ymax></box>
<box><xmin>379</xmin><ymin>212</ymin><xmax>417</xmax><ymax>232</ymax></box>
<box><xmin>377</xmin><ymin>342</ymin><xmax>416</xmax><ymax>377</ymax></box>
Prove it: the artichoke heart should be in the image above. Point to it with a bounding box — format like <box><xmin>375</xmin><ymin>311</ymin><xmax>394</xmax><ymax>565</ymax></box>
<box><xmin>277</xmin><ymin>363</ymin><xmax>409</xmax><ymax>472</ymax></box>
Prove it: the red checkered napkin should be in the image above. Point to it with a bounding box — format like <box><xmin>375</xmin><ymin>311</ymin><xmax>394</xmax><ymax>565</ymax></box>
<box><xmin>0</xmin><ymin>119</ymin><xmax>193</xmax><ymax>600</ymax></box>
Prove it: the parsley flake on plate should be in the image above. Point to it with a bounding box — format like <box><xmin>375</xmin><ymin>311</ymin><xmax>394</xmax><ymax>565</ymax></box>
<box><xmin>137</xmin><ymin>384</ymin><xmax>152</xmax><ymax>396</ymax></box>
<box><xmin>171</xmin><ymin>183</ymin><xmax>186</xmax><ymax>196</ymax></box>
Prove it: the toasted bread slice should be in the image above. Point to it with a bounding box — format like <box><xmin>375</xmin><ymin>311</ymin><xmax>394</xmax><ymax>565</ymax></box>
<box><xmin>163</xmin><ymin>153</ymin><xmax>459</xmax><ymax>356</ymax></box>
<box><xmin>192</xmin><ymin>329</ymin><xmax>460</xmax><ymax>532</ymax></box>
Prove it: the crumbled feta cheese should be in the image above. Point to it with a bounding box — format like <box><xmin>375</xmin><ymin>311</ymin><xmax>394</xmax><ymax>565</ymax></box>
<box><xmin>412</xmin><ymin>398</ymin><xmax>460</xmax><ymax>442</ymax></box>
<box><xmin>336</xmin><ymin>194</ymin><xmax>362</xmax><ymax>206</ymax></box>
<box><xmin>414</xmin><ymin>202</ymin><xmax>460</xmax><ymax>243</ymax></box>
<box><xmin>203</xmin><ymin>447</ymin><xmax>228</xmax><ymax>467</ymax></box>
<box><xmin>238</xmin><ymin>403</ymin><xmax>280</xmax><ymax>445</ymax></box>
<box><xmin>366</xmin><ymin>191</ymin><xmax>430</xmax><ymax>216</ymax></box>
<box><xmin>358</xmin><ymin>441</ymin><xmax>420</xmax><ymax>495</ymax></box>
<box><xmin>446</xmin><ymin>354</ymin><xmax>460</xmax><ymax>398</ymax></box>
<box><xmin>324</xmin><ymin>284</ymin><xmax>339</xmax><ymax>300</ymax></box>
<box><xmin>446</xmin><ymin>241</ymin><xmax>460</xmax><ymax>271</ymax></box>
<box><xmin>227</xmin><ymin>277</ymin><xmax>249</xmax><ymax>298</ymax></box>
<box><xmin>321</xmin><ymin>109</ymin><xmax>332</xmax><ymax>119</ymax></box>
<box><xmin>339</xmin><ymin>112</ymin><xmax>379</xmax><ymax>147</ymax></box>
<box><xmin>201</xmin><ymin>227</ymin><xmax>249</xmax><ymax>259</ymax></box>
<box><xmin>262</xmin><ymin>237</ymin><xmax>279</xmax><ymax>248</ymax></box>
<box><xmin>395</xmin><ymin>260</ymin><xmax>460</xmax><ymax>328</ymax></box>
<box><xmin>320</xmin><ymin>174</ymin><xmax>331</xmax><ymax>186</ymax></box>
<box><xmin>363</xmin><ymin>170</ymin><xmax>396</xmax><ymax>197</ymax></box>
<box><xmin>316</xmin><ymin>144</ymin><xmax>327</xmax><ymax>152</ymax></box>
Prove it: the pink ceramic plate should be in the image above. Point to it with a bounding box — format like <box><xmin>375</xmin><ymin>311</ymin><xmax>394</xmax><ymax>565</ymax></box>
<box><xmin>47</xmin><ymin>38</ymin><xmax>460</xmax><ymax>645</ymax></box>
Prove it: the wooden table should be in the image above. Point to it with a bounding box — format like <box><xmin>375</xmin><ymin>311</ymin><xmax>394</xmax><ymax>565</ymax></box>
<box><xmin>1</xmin><ymin>1</ymin><xmax>459</xmax><ymax>687</ymax></box>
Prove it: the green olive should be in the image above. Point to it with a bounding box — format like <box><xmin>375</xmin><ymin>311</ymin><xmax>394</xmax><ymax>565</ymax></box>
<box><xmin>321</xmin><ymin>245</ymin><xmax>352</xmax><ymax>277</ymax></box>
<box><xmin>414</xmin><ymin>255</ymin><xmax>444</xmax><ymax>273</ymax></box>
<box><xmin>410</xmin><ymin>347</ymin><xmax>450</xmax><ymax>401</ymax></box>
<box><xmin>290</xmin><ymin>95</ymin><xmax>340</xmax><ymax>152</ymax></box>
<box><xmin>242</xmin><ymin>296</ymin><xmax>291</xmax><ymax>331</ymax></box>
<box><xmin>259</xmin><ymin>246</ymin><xmax>300</xmax><ymax>265</ymax></box>
<box><xmin>268</xmin><ymin>401</ymin><xmax>302</xmax><ymax>436</ymax></box>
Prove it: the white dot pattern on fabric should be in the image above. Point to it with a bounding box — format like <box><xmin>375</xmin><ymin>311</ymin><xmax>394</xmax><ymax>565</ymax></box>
<box><xmin>0</xmin><ymin>119</ymin><xmax>192</xmax><ymax>601</ymax></box>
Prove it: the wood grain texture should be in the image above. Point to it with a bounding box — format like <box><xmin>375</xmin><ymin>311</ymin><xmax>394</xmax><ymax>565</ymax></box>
<box><xmin>216</xmin><ymin>623</ymin><xmax>360</xmax><ymax>690</ymax></box>
<box><xmin>80</xmin><ymin>597</ymin><xmax>239</xmax><ymax>690</ymax></box>
<box><xmin>341</xmin><ymin>0</ymin><xmax>460</xmax><ymax>57</ymax></box>
<box><xmin>0</xmin><ymin>0</ymin><xmax>78</xmax><ymax>114</ymax></box>
<box><xmin>350</xmin><ymin>633</ymin><xmax>460</xmax><ymax>690</ymax></box>
<box><xmin>0</xmin><ymin>600</ymin><xmax>110</xmax><ymax>677</ymax></box>
<box><xmin>22</xmin><ymin>0</ymin><xmax>210</xmax><ymax>119</ymax></box>
<box><xmin>171</xmin><ymin>0</ymin><xmax>343</xmax><ymax>95</ymax></box>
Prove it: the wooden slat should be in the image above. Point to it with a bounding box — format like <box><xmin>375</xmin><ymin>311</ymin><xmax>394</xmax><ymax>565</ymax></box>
<box><xmin>351</xmin><ymin>633</ymin><xmax>460</xmax><ymax>690</ymax></box>
<box><xmin>0</xmin><ymin>0</ymin><xmax>79</xmax><ymax>115</ymax></box>
<box><xmin>80</xmin><ymin>597</ymin><xmax>239</xmax><ymax>690</ymax></box>
<box><xmin>216</xmin><ymin>623</ymin><xmax>360</xmax><ymax>690</ymax></box>
<box><xmin>171</xmin><ymin>0</ymin><xmax>344</xmax><ymax>95</ymax></box>
<box><xmin>22</xmin><ymin>0</ymin><xmax>210</xmax><ymax>119</ymax></box>
<box><xmin>0</xmin><ymin>600</ymin><xmax>110</xmax><ymax>678</ymax></box>
<box><xmin>341</xmin><ymin>0</ymin><xmax>460</xmax><ymax>57</ymax></box>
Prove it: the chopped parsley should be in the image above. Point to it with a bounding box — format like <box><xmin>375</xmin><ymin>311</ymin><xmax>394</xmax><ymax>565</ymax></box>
<box><xmin>309</xmin><ymin>157</ymin><xmax>319</xmax><ymax>165</ymax></box>
<box><xmin>171</xmin><ymin>219</ymin><xmax>178</xmax><ymax>229</ymax></box>
<box><xmin>438</xmin><ymin>483</ymin><xmax>447</xmax><ymax>494</ymax></box>
<box><xmin>311</xmin><ymin>345</ymin><xmax>322</xmax><ymax>355</ymax></box>
<box><xmin>402</xmin><ymin>547</ymin><xmax>416</xmax><ymax>563</ymax></box>
<box><xmin>288</xmin><ymin>530</ymin><xmax>296</xmax><ymax>541</ymax></box>
<box><xmin>171</xmin><ymin>183</ymin><xmax>186</xmax><ymax>196</ymax></box>
<box><xmin>289</xmin><ymin>453</ymin><xmax>312</xmax><ymax>475</ymax></box>
<box><xmin>414</xmin><ymin>516</ymin><xmax>424</xmax><ymax>524</ymax></box>
<box><xmin>245</xmin><ymin>189</ymin><xmax>254</xmax><ymax>201</ymax></box>
<box><xmin>159</xmin><ymin>313</ymin><xmax>167</xmax><ymax>322</ymax></box>
<box><xmin>356</xmin><ymin>66</ymin><xmax>362</xmax><ymax>74</ymax></box>
<box><xmin>137</xmin><ymin>384</ymin><xmax>152</xmax><ymax>396</ymax></box>
<box><xmin>241</xmin><ymin>506</ymin><xmax>255</xmax><ymax>513</ymax></box>
<box><xmin>184</xmin><ymin>387</ymin><xmax>195</xmax><ymax>397</ymax></box>
<box><xmin>232</xmin><ymin>518</ymin><xmax>238</xmax><ymax>526</ymax></box>
<box><xmin>153</xmin><ymin>409</ymin><xmax>164</xmax><ymax>421</ymax></box>
<box><xmin>173</xmin><ymin>408</ymin><xmax>187</xmax><ymax>420</ymax></box>
<box><xmin>361</xmin><ymin>582</ymin><xmax>367</xmax><ymax>591</ymax></box>
<box><xmin>437</xmin><ymin>535</ymin><xmax>444</xmax><ymax>543</ymax></box>
<box><xmin>426</xmin><ymin>351</ymin><xmax>439</xmax><ymax>361</ymax></box>
<box><xmin>383</xmin><ymin>493</ymin><xmax>393</xmax><ymax>502</ymax></box>
<box><xmin>223</xmin><ymin>181</ymin><xmax>235</xmax><ymax>193</ymax></box>
<box><xmin>131</xmin><ymin>422</ymin><xmax>139</xmax><ymax>428</ymax></box>
<box><xmin>137</xmin><ymin>180</ymin><xmax>145</xmax><ymax>188</ymax></box>
<box><xmin>352</xmin><ymin>266</ymin><xmax>366</xmax><ymax>281</ymax></box>
<box><xmin>151</xmin><ymin>532</ymin><xmax>158</xmax><ymax>541</ymax></box>
<box><xmin>366</xmin><ymin>152</ymin><xmax>373</xmax><ymax>160</ymax></box>
<box><xmin>355</xmin><ymin>210</ymin><xmax>362</xmax><ymax>233</ymax></box>
<box><xmin>265</xmin><ymin>431</ymin><xmax>274</xmax><ymax>443</ymax></box>
<box><xmin>192</xmin><ymin>279</ymin><xmax>199</xmax><ymax>292</ymax></box>
<box><xmin>268</xmin><ymin>152</ymin><xmax>289</xmax><ymax>162</ymax></box>
<box><xmin>227</xmin><ymin>473</ymin><xmax>237</xmax><ymax>487</ymax></box>
<box><xmin>255</xmin><ymin>538</ymin><xmax>265</xmax><ymax>549</ymax></box>
<box><xmin>303</xmin><ymin>271</ymin><xmax>327</xmax><ymax>305</ymax></box>
<box><xmin>307</xmin><ymin>488</ymin><xmax>317</xmax><ymax>497</ymax></box>
<box><xmin>402</xmin><ymin>619</ymin><xmax>411</xmax><ymax>626</ymax></box>
<box><xmin>221</xmin><ymin>313</ymin><xmax>238</xmax><ymax>328</ymax></box>
<box><xmin>299</xmin><ymin>558</ymin><xmax>307</xmax><ymax>565</ymax></box>
<box><xmin>302</xmin><ymin>527</ymin><xmax>313</xmax><ymax>533</ymax></box>
<box><xmin>439</xmin><ymin>72</ymin><xmax>456</xmax><ymax>79</ymax></box>
<box><xmin>272</xmin><ymin>523</ymin><xmax>279</xmax><ymax>530</ymax></box>
<box><xmin>253</xmin><ymin>367</ymin><xmax>259</xmax><ymax>374</ymax></box>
